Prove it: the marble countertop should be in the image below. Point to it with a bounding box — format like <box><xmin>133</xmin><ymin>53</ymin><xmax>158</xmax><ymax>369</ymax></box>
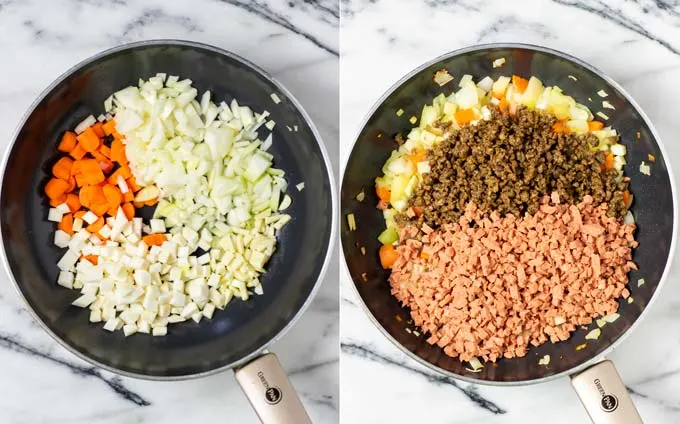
<box><xmin>340</xmin><ymin>0</ymin><xmax>680</xmax><ymax>423</ymax></box>
<box><xmin>0</xmin><ymin>1</ymin><xmax>338</xmax><ymax>423</ymax></box>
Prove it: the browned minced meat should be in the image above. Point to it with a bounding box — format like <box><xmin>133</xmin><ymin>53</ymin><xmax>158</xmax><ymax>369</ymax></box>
<box><xmin>389</xmin><ymin>194</ymin><xmax>636</xmax><ymax>362</ymax></box>
<box><xmin>404</xmin><ymin>107</ymin><xmax>628</xmax><ymax>228</ymax></box>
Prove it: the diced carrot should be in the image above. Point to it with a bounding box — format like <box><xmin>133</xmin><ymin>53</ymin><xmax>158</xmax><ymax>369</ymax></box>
<box><xmin>49</xmin><ymin>194</ymin><xmax>67</xmax><ymax>207</ymax></box>
<box><xmin>75</xmin><ymin>174</ymin><xmax>88</xmax><ymax>188</ymax></box>
<box><xmin>76</xmin><ymin>128</ymin><xmax>101</xmax><ymax>153</ymax></box>
<box><xmin>553</xmin><ymin>121</ymin><xmax>570</xmax><ymax>134</ymax></box>
<box><xmin>106</xmin><ymin>165</ymin><xmax>133</xmax><ymax>184</ymax></box>
<box><xmin>45</xmin><ymin>178</ymin><xmax>70</xmax><ymax>199</ymax></box>
<box><xmin>512</xmin><ymin>75</ymin><xmax>529</xmax><ymax>94</ymax></box>
<box><xmin>74</xmin><ymin>210</ymin><xmax>87</xmax><ymax>220</ymax></box>
<box><xmin>58</xmin><ymin>131</ymin><xmax>77</xmax><ymax>153</ymax></box>
<box><xmin>91</xmin><ymin>122</ymin><xmax>105</xmax><ymax>138</ymax></box>
<box><xmin>72</xmin><ymin>159</ymin><xmax>105</xmax><ymax>185</ymax></box>
<box><xmin>121</xmin><ymin>202</ymin><xmax>135</xmax><ymax>220</ymax></box>
<box><xmin>588</xmin><ymin>121</ymin><xmax>604</xmax><ymax>131</ymax></box>
<box><xmin>86</xmin><ymin>217</ymin><xmax>105</xmax><ymax>233</ymax></box>
<box><xmin>376</xmin><ymin>186</ymin><xmax>390</xmax><ymax>203</ymax></box>
<box><xmin>133</xmin><ymin>201</ymin><xmax>145</xmax><ymax>208</ymax></box>
<box><xmin>99</xmin><ymin>160</ymin><xmax>114</xmax><ymax>174</ymax></box>
<box><xmin>106</xmin><ymin>168</ymin><xmax>122</xmax><ymax>185</ymax></box>
<box><xmin>106</xmin><ymin>204</ymin><xmax>119</xmax><ymax>217</ymax></box>
<box><xmin>604</xmin><ymin>152</ymin><xmax>614</xmax><ymax>169</ymax></box>
<box><xmin>90</xmin><ymin>202</ymin><xmax>110</xmax><ymax>217</ymax></box>
<box><xmin>126</xmin><ymin>176</ymin><xmax>141</xmax><ymax>192</ymax></box>
<box><xmin>123</xmin><ymin>190</ymin><xmax>134</xmax><ymax>202</ymax></box>
<box><xmin>144</xmin><ymin>197</ymin><xmax>158</xmax><ymax>206</ymax></box>
<box><xmin>69</xmin><ymin>143</ymin><xmax>87</xmax><ymax>160</ymax></box>
<box><xmin>79</xmin><ymin>184</ymin><xmax>105</xmax><ymax>209</ymax></box>
<box><xmin>408</xmin><ymin>148</ymin><xmax>426</xmax><ymax>164</ymax></box>
<box><xmin>102</xmin><ymin>119</ymin><xmax>121</xmax><ymax>138</ymax></box>
<box><xmin>142</xmin><ymin>234</ymin><xmax>166</xmax><ymax>246</ymax></box>
<box><xmin>421</xmin><ymin>252</ymin><xmax>429</xmax><ymax>259</ymax></box>
<box><xmin>118</xmin><ymin>165</ymin><xmax>132</xmax><ymax>179</ymax></box>
<box><xmin>498</xmin><ymin>98</ymin><xmax>508</xmax><ymax>114</ymax></box>
<box><xmin>454</xmin><ymin>108</ymin><xmax>476</xmax><ymax>125</ymax></box>
<box><xmin>379</xmin><ymin>245</ymin><xmax>399</xmax><ymax>269</ymax></box>
<box><xmin>111</xmin><ymin>139</ymin><xmax>128</xmax><ymax>165</ymax></box>
<box><xmin>412</xmin><ymin>206</ymin><xmax>423</xmax><ymax>217</ymax></box>
<box><xmin>99</xmin><ymin>145</ymin><xmax>111</xmax><ymax>159</ymax></box>
<box><xmin>623</xmin><ymin>190</ymin><xmax>631</xmax><ymax>206</ymax></box>
<box><xmin>66</xmin><ymin>176</ymin><xmax>77</xmax><ymax>193</ymax></box>
<box><xmin>90</xmin><ymin>187</ymin><xmax>109</xmax><ymax>205</ymax></box>
<box><xmin>92</xmin><ymin>152</ymin><xmax>114</xmax><ymax>174</ymax></box>
<box><xmin>83</xmin><ymin>255</ymin><xmax>98</xmax><ymax>265</ymax></box>
<box><xmin>102</xmin><ymin>184</ymin><xmax>122</xmax><ymax>208</ymax></box>
<box><xmin>84</xmin><ymin>168</ymin><xmax>105</xmax><ymax>185</ymax></box>
<box><xmin>65</xmin><ymin>193</ymin><xmax>80</xmax><ymax>212</ymax></box>
<box><xmin>58</xmin><ymin>213</ymin><xmax>74</xmax><ymax>235</ymax></box>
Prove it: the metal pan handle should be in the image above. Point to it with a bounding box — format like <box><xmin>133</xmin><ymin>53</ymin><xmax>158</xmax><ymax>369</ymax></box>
<box><xmin>234</xmin><ymin>352</ymin><xmax>312</xmax><ymax>424</ymax></box>
<box><xmin>570</xmin><ymin>360</ymin><xmax>643</xmax><ymax>424</ymax></box>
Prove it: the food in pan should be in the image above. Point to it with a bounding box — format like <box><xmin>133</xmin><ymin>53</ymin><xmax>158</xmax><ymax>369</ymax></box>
<box><xmin>374</xmin><ymin>73</ymin><xmax>638</xmax><ymax>364</ymax></box>
<box><xmin>45</xmin><ymin>74</ymin><xmax>294</xmax><ymax>336</ymax></box>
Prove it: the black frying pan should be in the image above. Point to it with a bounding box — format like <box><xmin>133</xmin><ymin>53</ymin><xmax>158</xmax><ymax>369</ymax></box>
<box><xmin>1</xmin><ymin>40</ymin><xmax>336</xmax><ymax>424</ymax></box>
<box><xmin>341</xmin><ymin>44</ymin><xmax>676</xmax><ymax>423</ymax></box>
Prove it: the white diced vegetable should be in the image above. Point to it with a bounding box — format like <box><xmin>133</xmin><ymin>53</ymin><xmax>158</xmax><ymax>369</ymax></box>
<box><xmin>48</xmin><ymin>208</ymin><xmax>64</xmax><ymax>223</ymax></box>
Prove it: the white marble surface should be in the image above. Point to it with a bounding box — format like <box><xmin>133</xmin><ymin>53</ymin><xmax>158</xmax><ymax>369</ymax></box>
<box><xmin>0</xmin><ymin>0</ymin><xmax>338</xmax><ymax>423</ymax></box>
<box><xmin>340</xmin><ymin>0</ymin><xmax>680</xmax><ymax>423</ymax></box>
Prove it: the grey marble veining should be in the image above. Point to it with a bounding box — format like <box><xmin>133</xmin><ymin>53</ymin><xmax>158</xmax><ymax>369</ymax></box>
<box><xmin>0</xmin><ymin>0</ymin><xmax>338</xmax><ymax>423</ymax></box>
<box><xmin>340</xmin><ymin>0</ymin><xmax>680</xmax><ymax>423</ymax></box>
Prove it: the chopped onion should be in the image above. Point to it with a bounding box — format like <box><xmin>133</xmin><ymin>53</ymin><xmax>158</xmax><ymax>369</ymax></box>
<box><xmin>468</xmin><ymin>357</ymin><xmax>483</xmax><ymax>371</ymax></box>
<box><xmin>610</xmin><ymin>144</ymin><xmax>626</xmax><ymax>156</ymax></box>
<box><xmin>638</xmin><ymin>278</ymin><xmax>645</xmax><ymax>287</ymax></box>
<box><xmin>597</xmin><ymin>90</ymin><xmax>608</xmax><ymax>98</ymax></box>
<box><xmin>624</xmin><ymin>211</ymin><xmax>635</xmax><ymax>225</ymax></box>
<box><xmin>492</xmin><ymin>57</ymin><xmax>506</xmax><ymax>68</ymax></box>
<box><xmin>604</xmin><ymin>313</ymin><xmax>620</xmax><ymax>323</ymax></box>
<box><xmin>433</xmin><ymin>69</ymin><xmax>454</xmax><ymax>86</ymax></box>
<box><xmin>477</xmin><ymin>76</ymin><xmax>494</xmax><ymax>92</ymax></box>
<box><xmin>75</xmin><ymin>115</ymin><xmax>97</xmax><ymax>134</ymax></box>
<box><xmin>639</xmin><ymin>161</ymin><xmax>651</xmax><ymax>176</ymax></box>
<box><xmin>538</xmin><ymin>355</ymin><xmax>551</xmax><ymax>365</ymax></box>
<box><xmin>270</xmin><ymin>93</ymin><xmax>281</xmax><ymax>104</ymax></box>
<box><xmin>585</xmin><ymin>328</ymin><xmax>601</xmax><ymax>340</ymax></box>
<box><xmin>602</xmin><ymin>100</ymin><xmax>615</xmax><ymax>110</ymax></box>
<box><xmin>347</xmin><ymin>213</ymin><xmax>356</xmax><ymax>231</ymax></box>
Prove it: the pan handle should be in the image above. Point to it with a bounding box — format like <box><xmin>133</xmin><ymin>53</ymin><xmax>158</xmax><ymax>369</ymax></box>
<box><xmin>234</xmin><ymin>352</ymin><xmax>312</xmax><ymax>424</ymax></box>
<box><xmin>570</xmin><ymin>360</ymin><xmax>643</xmax><ymax>424</ymax></box>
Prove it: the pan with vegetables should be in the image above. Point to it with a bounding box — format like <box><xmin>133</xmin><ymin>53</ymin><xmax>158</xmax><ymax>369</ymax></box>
<box><xmin>1</xmin><ymin>40</ymin><xmax>335</xmax><ymax>424</ymax></box>
<box><xmin>341</xmin><ymin>43</ymin><xmax>676</xmax><ymax>423</ymax></box>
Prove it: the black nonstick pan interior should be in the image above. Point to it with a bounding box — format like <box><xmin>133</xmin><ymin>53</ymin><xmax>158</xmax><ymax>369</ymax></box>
<box><xmin>341</xmin><ymin>44</ymin><xmax>675</xmax><ymax>383</ymax></box>
<box><xmin>1</xmin><ymin>40</ymin><xmax>334</xmax><ymax>378</ymax></box>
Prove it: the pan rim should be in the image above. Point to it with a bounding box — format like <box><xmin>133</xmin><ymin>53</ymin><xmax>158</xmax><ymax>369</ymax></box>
<box><xmin>340</xmin><ymin>41</ymin><xmax>678</xmax><ymax>386</ymax></box>
<box><xmin>0</xmin><ymin>39</ymin><xmax>338</xmax><ymax>381</ymax></box>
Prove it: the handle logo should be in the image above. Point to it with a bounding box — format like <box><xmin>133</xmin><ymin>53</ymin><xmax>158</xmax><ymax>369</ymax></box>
<box><xmin>258</xmin><ymin>371</ymin><xmax>283</xmax><ymax>405</ymax></box>
<box><xmin>594</xmin><ymin>379</ymin><xmax>618</xmax><ymax>413</ymax></box>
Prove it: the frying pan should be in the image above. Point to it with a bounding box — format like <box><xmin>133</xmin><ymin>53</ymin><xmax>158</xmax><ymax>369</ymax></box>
<box><xmin>0</xmin><ymin>40</ymin><xmax>336</xmax><ymax>424</ymax></box>
<box><xmin>341</xmin><ymin>43</ymin><xmax>677</xmax><ymax>423</ymax></box>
